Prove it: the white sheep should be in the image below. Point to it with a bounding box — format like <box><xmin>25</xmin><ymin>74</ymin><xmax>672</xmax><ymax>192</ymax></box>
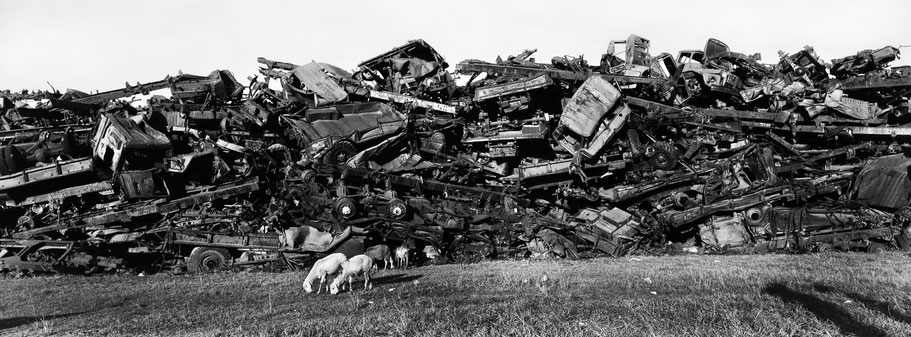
<box><xmin>364</xmin><ymin>244</ymin><xmax>394</xmax><ymax>270</ymax></box>
<box><xmin>329</xmin><ymin>254</ymin><xmax>374</xmax><ymax>295</ymax></box>
<box><xmin>302</xmin><ymin>253</ymin><xmax>347</xmax><ymax>294</ymax></box>
<box><xmin>422</xmin><ymin>245</ymin><xmax>441</xmax><ymax>260</ymax></box>
<box><xmin>395</xmin><ymin>245</ymin><xmax>411</xmax><ymax>269</ymax></box>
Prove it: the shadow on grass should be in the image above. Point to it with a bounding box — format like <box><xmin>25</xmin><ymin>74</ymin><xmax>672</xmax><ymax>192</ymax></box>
<box><xmin>328</xmin><ymin>274</ymin><xmax>424</xmax><ymax>295</ymax></box>
<box><xmin>763</xmin><ymin>283</ymin><xmax>889</xmax><ymax>337</ymax></box>
<box><xmin>0</xmin><ymin>312</ymin><xmax>85</xmax><ymax>330</ymax></box>
<box><xmin>813</xmin><ymin>283</ymin><xmax>911</xmax><ymax>326</ymax></box>
<box><xmin>372</xmin><ymin>273</ymin><xmax>423</xmax><ymax>286</ymax></box>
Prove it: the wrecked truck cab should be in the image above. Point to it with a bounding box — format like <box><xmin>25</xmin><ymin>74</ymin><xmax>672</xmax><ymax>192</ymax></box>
<box><xmin>665</xmin><ymin>40</ymin><xmax>750</xmax><ymax>107</ymax></box>
<box><xmin>677</xmin><ymin>50</ymin><xmax>706</xmax><ymax>66</ymax></box>
<box><xmin>91</xmin><ymin>114</ymin><xmax>171</xmax><ymax>174</ymax></box>
<box><xmin>169</xmin><ymin>70</ymin><xmax>244</xmax><ymax>104</ymax></box>
<box><xmin>91</xmin><ymin>114</ymin><xmax>172</xmax><ymax>199</ymax></box>
<box><xmin>778</xmin><ymin>47</ymin><xmax>829</xmax><ymax>84</ymax></box>
<box><xmin>602</xmin><ymin>34</ymin><xmax>652</xmax><ymax>76</ymax></box>
<box><xmin>355</xmin><ymin>39</ymin><xmax>454</xmax><ymax>98</ymax></box>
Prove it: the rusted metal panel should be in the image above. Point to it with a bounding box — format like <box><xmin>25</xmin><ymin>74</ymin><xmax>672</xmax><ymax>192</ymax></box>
<box><xmin>367</xmin><ymin>90</ymin><xmax>456</xmax><ymax>113</ymax></box>
<box><xmin>13</xmin><ymin>181</ymin><xmax>112</xmax><ymax>207</ymax></box>
<box><xmin>474</xmin><ymin>73</ymin><xmax>553</xmax><ymax>101</ymax></box>
<box><xmin>581</xmin><ymin>104</ymin><xmax>631</xmax><ymax>158</ymax></box>
<box><xmin>293</xmin><ymin>61</ymin><xmax>349</xmax><ymax>103</ymax></box>
<box><xmin>560</xmin><ymin>76</ymin><xmax>622</xmax><ymax>137</ymax></box>
<box><xmin>71</xmin><ymin>76</ymin><xmax>173</xmax><ymax>104</ymax></box>
<box><xmin>457</xmin><ymin>61</ymin><xmax>666</xmax><ymax>85</ymax></box>
<box><xmin>0</xmin><ymin>157</ymin><xmax>94</xmax><ymax>191</ymax></box>
<box><xmin>699</xmin><ymin>214</ymin><xmax>751</xmax><ymax>249</ymax></box>
<box><xmin>840</xmin><ymin>75</ymin><xmax>911</xmax><ymax>91</ymax></box>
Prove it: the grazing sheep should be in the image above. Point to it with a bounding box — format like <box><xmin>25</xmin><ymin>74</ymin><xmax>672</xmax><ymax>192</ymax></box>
<box><xmin>364</xmin><ymin>244</ymin><xmax>394</xmax><ymax>270</ymax></box>
<box><xmin>302</xmin><ymin>253</ymin><xmax>347</xmax><ymax>294</ymax></box>
<box><xmin>329</xmin><ymin>254</ymin><xmax>374</xmax><ymax>295</ymax></box>
<box><xmin>394</xmin><ymin>245</ymin><xmax>411</xmax><ymax>269</ymax></box>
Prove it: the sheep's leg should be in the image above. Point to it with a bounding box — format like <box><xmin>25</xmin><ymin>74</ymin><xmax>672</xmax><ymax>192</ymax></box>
<box><xmin>364</xmin><ymin>274</ymin><xmax>370</xmax><ymax>291</ymax></box>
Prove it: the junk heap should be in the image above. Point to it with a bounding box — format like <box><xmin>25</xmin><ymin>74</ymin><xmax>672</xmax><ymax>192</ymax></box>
<box><xmin>1</xmin><ymin>36</ymin><xmax>910</xmax><ymax>274</ymax></box>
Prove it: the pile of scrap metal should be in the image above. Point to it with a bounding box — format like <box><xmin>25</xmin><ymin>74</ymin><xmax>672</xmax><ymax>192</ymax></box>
<box><xmin>2</xmin><ymin>36</ymin><xmax>910</xmax><ymax>275</ymax></box>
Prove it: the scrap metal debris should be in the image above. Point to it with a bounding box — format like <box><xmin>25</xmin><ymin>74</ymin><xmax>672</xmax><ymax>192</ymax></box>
<box><xmin>1</xmin><ymin>37</ymin><xmax>910</xmax><ymax>275</ymax></box>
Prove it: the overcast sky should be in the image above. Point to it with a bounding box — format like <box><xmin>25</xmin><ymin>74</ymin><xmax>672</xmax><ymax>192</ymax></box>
<box><xmin>1</xmin><ymin>0</ymin><xmax>908</xmax><ymax>92</ymax></box>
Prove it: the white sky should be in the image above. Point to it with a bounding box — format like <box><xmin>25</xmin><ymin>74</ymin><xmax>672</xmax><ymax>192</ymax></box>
<box><xmin>1</xmin><ymin>0</ymin><xmax>909</xmax><ymax>92</ymax></box>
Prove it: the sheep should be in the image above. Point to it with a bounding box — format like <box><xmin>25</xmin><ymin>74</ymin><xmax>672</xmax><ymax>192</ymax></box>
<box><xmin>302</xmin><ymin>253</ymin><xmax>347</xmax><ymax>294</ymax></box>
<box><xmin>422</xmin><ymin>245</ymin><xmax>441</xmax><ymax>260</ymax></box>
<box><xmin>329</xmin><ymin>254</ymin><xmax>374</xmax><ymax>295</ymax></box>
<box><xmin>394</xmin><ymin>245</ymin><xmax>411</xmax><ymax>269</ymax></box>
<box><xmin>364</xmin><ymin>244</ymin><xmax>394</xmax><ymax>270</ymax></box>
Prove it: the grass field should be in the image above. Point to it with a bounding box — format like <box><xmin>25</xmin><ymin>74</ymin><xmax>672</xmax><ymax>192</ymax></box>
<box><xmin>1</xmin><ymin>252</ymin><xmax>910</xmax><ymax>337</ymax></box>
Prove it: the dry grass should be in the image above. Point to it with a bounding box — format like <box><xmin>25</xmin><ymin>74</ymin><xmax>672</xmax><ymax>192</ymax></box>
<box><xmin>1</xmin><ymin>252</ymin><xmax>911</xmax><ymax>336</ymax></box>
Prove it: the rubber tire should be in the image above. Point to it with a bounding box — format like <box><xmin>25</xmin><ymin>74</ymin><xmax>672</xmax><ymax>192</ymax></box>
<box><xmin>648</xmin><ymin>142</ymin><xmax>678</xmax><ymax>170</ymax></box>
<box><xmin>187</xmin><ymin>247</ymin><xmax>231</xmax><ymax>274</ymax></box>
<box><xmin>335</xmin><ymin>197</ymin><xmax>359</xmax><ymax>220</ymax></box>
<box><xmin>0</xmin><ymin>146</ymin><xmax>26</xmax><ymax>176</ymax></box>
<box><xmin>815</xmin><ymin>244</ymin><xmax>833</xmax><ymax>253</ymax></box>
<box><xmin>323</xmin><ymin>142</ymin><xmax>357</xmax><ymax>165</ymax></box>
<box><xmin>300</xmin><ymin>169</ymin><xmax>317</xmax><ymax>182</ymax></box>
<box><xmin>387</xmin><ymin>198</ymin><xmax>408</xmax><ymax>220</ymax></box>
<box><xmin>867</xmin><ymin>242</ymin><xmax>888</xmax><ymax>254</ymax></box>
<box><xmin>17</xmin><ymin>215</ymin><xmax>39</xmax><ymax>230</ymax></box>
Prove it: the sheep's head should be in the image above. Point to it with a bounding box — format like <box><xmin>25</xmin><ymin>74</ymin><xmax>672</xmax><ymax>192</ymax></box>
<box><xmin>423</xmin><ymin>246</ymin><xmax>441</xmax><ymax>259</ymax></box>
<box><xmin>329</xmin><ymin>280</ymin><xmax>341</xmax><ymax>295</ymax></box>
<box><xmin>303</xmin><ymin>280</ymin><xmax>314</xmax><ymax>293</ymax></box>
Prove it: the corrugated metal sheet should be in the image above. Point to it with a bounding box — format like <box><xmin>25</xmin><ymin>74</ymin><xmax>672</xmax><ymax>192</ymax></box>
<box><xmin>853</xmin><ymin>153</ymin><xmax>911</xmax><ymax>209</ymax></box>
<box><xmin>293</xmin><ymin>62</ymin><xmax>348</xmax><ymax>103</ymax></box>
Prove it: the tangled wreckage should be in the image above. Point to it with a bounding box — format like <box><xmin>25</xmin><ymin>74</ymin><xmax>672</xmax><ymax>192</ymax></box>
<box><xmin>2</xmin><ymin>36</ymin><xmax>910</xmax><ymax>274</ymax></box>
